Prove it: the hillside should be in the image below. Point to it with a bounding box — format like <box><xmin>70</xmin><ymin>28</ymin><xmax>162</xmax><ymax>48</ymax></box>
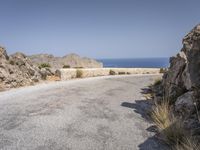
<box><xmin>0</xmin><ymin>47</ymin><xmax>102</xmax><ymax>90</ymax></box>
<box><xmin>0</xmin><ymin>47</ymin><xmax>43</xmax><ymax>90</ymax></box>
<box><xmin>29</xmin><ymin>53</ymin><xmax>103</xmax><ymax>71</ymax></box>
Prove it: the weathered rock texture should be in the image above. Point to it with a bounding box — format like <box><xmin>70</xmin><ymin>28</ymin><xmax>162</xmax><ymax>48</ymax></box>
<box><xmin>160</xmin><ymin>24</ymin><xmax>200</xmax><ymax>128</ymax></box>
<box><xmin>29</xmin><ymin>53</ymin><xmax>103</xmax><ymax>72</ymax></box>
<box><xmin>0</xmin><ymin>47</ymin><xmax>43</xmax><ymax>90</ymax></box>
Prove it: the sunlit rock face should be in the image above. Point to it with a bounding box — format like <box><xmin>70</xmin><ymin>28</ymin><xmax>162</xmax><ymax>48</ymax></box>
<box><xmin>162</xmin><ymin>24</ymin><xmax>200</xmax><ymax>102</ymax></box>
<box><xmin>0</xmin><ymin>47</ymin><xmax>42</xmax><ymax>90</ymax></box>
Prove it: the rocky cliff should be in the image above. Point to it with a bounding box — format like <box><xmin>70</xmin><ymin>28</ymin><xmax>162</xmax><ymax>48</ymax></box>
<box><xmin>159</xmin><ymin>24</ymin><xmax>200</xmax><ymax>130</ymax></box>
<box><xmin>29</xmin><ymin>53</ymin><xmax>103</xmax><ymax>71</ymax></box>
<box><xmin>0</xmin><ymin>47</ymin><xmax>43</xmax><ymax>90</ymax></box>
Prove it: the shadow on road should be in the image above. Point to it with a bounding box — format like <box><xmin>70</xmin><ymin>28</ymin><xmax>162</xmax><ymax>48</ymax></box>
<box><xmin>121</xmin><ymin>88</ymin><xmax>169</xmax><ymax>150</ymax></box>
<box><xmin>121</xmin><ymin>100</ymin><xmax>152</xmax><ymax>122</ymax></box>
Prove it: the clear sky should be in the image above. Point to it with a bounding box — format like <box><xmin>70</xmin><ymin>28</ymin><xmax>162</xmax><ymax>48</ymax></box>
<box><xmin>0</xmin><ymin>0</ymin><xmax>199</xmax><ymax>58</ymax></box>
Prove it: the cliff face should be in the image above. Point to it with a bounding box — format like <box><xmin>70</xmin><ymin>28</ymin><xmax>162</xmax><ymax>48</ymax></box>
<box><xmin>0</xmin><ymin>47</ymin><xmax>42</xmax><ymax>90</ymax></box>
<box><xmin>161</xmin><ymin>24</ymin><xmax>200</xmax><ymax>128</ymax></box>
<box><xmin>29</xmin><ymin>53</ymin><xmax>103</xmax><ymax>71</ymax></box>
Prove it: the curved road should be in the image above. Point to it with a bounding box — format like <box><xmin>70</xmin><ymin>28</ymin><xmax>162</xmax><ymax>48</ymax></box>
<box><xmin>0</xmin><ymin>75</ymin><xmax>165</xmax><ymax>150</ymax></box>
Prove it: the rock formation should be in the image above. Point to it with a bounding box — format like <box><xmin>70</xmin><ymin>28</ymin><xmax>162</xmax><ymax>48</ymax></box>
<box><xmin>0</xmin><ymin>47</ymin><xmax>43</xmax><ymax>90</ymax></box>
<box><xmin>159</xmin><ymin>24</ymin><xmax>200</xmax><ymax>130</ymax></box>
<box><xmin>29</xmin><ymin>53</ymin><xmax>103</xmax><ymax>72</ymax></box>
<box><xmin>0</xmin><ymin>47</ymin><xmax>103</xmax><ymax>90</ymax></box>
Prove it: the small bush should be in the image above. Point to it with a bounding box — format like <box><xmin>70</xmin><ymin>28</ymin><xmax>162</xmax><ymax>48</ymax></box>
<box><xmin>160</xmin><ymin>68</ymin><xmax>167</xmax><ymax>73</ymax></box>
<box><xmin>38</xmin><ymin>63</ymin><xmax>51</xmax><ymax>69</ymax></box>
<box><xmin>76</xmin><ymin>69</ymin><xmax>83</xmax><ymax>78</ymax></box>
<box><xmin>127</xmin><ymin>72</ymin><xmax>131</xmax><ymax>75</ymax></box>
<box><xmin>9</xmin><ymin>60</ymin><xmax>15</xmax><ymax>65</ymax></box>
<box><xmin>63</xmin><ymin>65</ymin><xmax>70</xmax><ymax>68</ymax></box>
<box><xmin>153</xmin><ymin>78</ymin><xmax>162</xmax><ymax>86</ymax></box>
<box><xmin>109</xmin><ymin>70</ymin><xmax>116</xmax><ymax>75</ymax></box>
<box><xmin>118</xmin><ymin>72</ymin><xmax>126</xmax><ymax>75</ymax></box>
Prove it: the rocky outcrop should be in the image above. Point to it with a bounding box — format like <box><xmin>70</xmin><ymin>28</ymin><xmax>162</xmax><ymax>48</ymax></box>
<box><xmin>159</xmin><ymin>24</ymin><xmax>200</xmax><ymax>129</ymax></box>
<box><xmin>0</xmin><ymin>47</ymin><xmax>43</xmax><ymax>90</ymax></box>
<box><xmin>29</xmin><ymin>53</ymin><xmax>103</xmax><ymax>72</ymax></box>
<box><xmin>0</xmin><ymin>47</ymin><xmax>103</xmax><ymax>90</ymax></box>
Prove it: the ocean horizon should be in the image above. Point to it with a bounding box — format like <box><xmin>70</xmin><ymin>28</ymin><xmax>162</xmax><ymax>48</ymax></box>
<box><xmin>97</xmin><ymin>58</ymin><xmax>169</xmax><ymax>68</ymax></box>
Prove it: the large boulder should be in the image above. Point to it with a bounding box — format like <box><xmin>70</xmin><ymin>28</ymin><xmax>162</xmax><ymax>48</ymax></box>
<box><xmin>175</xmin><ymin>92</ymin><xmax>195</xmax><ymax>117</ymax></box>
<box><xmin>162</xmin><ymin>24</ymin><xmax>200</xmax><ymax>104</ymax></box>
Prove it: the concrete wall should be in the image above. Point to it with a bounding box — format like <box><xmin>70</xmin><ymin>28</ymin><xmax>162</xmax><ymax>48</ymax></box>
<box><xmin>56</xmin><ymin>68</ymin><xmax>161</xmax><ymax>80</ymax></box>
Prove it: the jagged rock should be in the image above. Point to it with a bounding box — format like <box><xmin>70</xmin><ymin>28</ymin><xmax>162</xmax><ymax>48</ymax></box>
<box><xmin>0</xmin><ymin>46</ymin><xmax>103</xmax><ymax>90</ymax></box>
<box><xmin>40</xmin><ymin>68</ymin><xmax>54</xmax><ymax>79</ymax></box>
<box><xmin>0</xmin><ymin>47</ymin><xmax>9</xmax><ymax>60</ymax></box>
<box><xmin>162</xmin><ymin>24</ymin><xmax>200</xmax><ymax>103</ymax></box>
<box><xmin>175</xmin><ymin>92</ymin><xmax>195</xmax><ymax>117</ymax></box>
<box><xmin>158</xmin><ymin>24</ymin><xmax>200</xmax><ymax>131</ymax></box>
<box><xmin>0</xmin><ymin>48</ymin><xmax>43</xmax><ymax>89</ymax></box>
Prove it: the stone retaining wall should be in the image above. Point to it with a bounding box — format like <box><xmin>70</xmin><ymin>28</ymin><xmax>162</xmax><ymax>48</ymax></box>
<box><xmin>56</xmin><ymin>68</ymin><xmax>161</xmax><ymax>80</ymax></box>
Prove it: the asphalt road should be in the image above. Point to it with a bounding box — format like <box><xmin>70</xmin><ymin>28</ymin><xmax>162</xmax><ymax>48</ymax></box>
<box><xmin>0</xmin><ymin>75</ymin><xmax>166</xmax><ymax>150</ymax></box>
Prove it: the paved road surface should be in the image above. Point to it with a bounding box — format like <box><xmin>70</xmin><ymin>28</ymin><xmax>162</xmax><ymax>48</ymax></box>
<box><xmin>0</xmin><ymin>75</ymin><xmax>166</xmax><ymax>150</ymax></box>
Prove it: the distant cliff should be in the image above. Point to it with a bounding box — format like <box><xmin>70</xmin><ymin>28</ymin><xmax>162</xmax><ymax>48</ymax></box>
<box><xmin>29</xmin><ymin>53</ymin><xmax>103</xmax><ymax>71</ymax></box>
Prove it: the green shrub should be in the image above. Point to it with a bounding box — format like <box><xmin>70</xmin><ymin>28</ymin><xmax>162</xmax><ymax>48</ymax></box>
<box><xmin>118</xmin><ymin>72</ymin><xmax>126</xmax><ymax>75</ymax></box>
<box><xmin>109</xmin><ymin>70</ymin><xmax>116</xmax><ymax>75</ymax></box>
<box><xmin>63</xmin><ymin>65</ymin><xmax>70</xmax><ymax>68</ymax></box>
<box><xmin>38</xmin><ymin>63</ymin><xmax>51</xmax><ymax>69</ymax></box>
<box><xmin>76</xmin><ymin>69</ymin><xmax>83</xmax><ymax>78</ymax></box>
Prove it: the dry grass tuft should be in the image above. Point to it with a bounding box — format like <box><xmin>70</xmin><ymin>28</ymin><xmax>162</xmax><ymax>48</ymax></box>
<box><xmin>76</xmin><ymin>69</ymin><xmax>83</xmax><ymax>78</ymax></box>
<box><xmin>151</xmin><ymin>100</ymin><xmax>173</xmax><ymax>130</ymax></box>
<box><xmin>174</xmin><ymin>137</ymin><xmax>200</xmax><ymax>150</ymax></box>
<box><xmin>151</xmin><ymin>100</ymin><xmax>199</xmax><ymax>149</ymax></box>
<box><xmin>162</xmin><ymin>119</ymin><xmax>187</xmax><ymax>145</ymax></box>
<box><xmin>153</xmin><ymin>78</ymin><xmax>162</xmax><ymax>86</ymax></box>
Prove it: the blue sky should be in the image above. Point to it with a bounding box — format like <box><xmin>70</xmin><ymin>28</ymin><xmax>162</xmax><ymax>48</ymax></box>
<box><xmin>0</xmin><ymin>0</ymin><xmax>199</xmax><ymax>58</ymax></box>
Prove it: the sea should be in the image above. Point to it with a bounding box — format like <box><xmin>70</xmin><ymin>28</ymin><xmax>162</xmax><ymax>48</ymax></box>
<box><xmin>97</xmin><ymin>58</ymin><xmax>169</xmax><ymax>68</ymax></box>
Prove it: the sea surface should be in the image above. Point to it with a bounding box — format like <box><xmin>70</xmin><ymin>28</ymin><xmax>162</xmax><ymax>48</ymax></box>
<box><xmin>97</xmin><ymin>58</ymin><xmax>169</xmax><ymax>68</ymax></box>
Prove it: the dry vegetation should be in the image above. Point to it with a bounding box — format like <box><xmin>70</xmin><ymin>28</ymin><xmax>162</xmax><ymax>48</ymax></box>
<box><xmin>150</xmin><ymin>80</ymin><xmax>199</xmax><ymax>150</ymax></box>
<box><xmin>76</xmin><ymin>69</ymin><xmax>83</xmax><ymax>78</ymax></box>
<box><xmin>38</xmin><ymin>63</ymin><xmax>51</xmax><ymax>69</ymax></box>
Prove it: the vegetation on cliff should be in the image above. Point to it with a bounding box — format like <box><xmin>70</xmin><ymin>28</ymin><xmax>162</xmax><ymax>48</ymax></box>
<box><xmin>151</xmin><ymin>24</ymin><xmax>200</xmax><ymax>149</ymax></box>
